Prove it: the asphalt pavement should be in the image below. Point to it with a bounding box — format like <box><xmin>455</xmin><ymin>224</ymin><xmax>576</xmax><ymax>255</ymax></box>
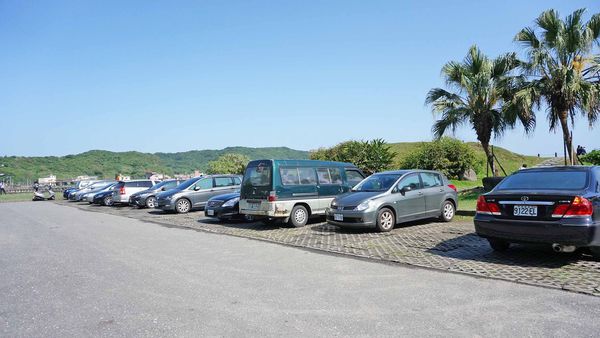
<box><xmin>1</xmin><ymin>202</ymin><xmax>599</xmax><ymax>337</ymax></box>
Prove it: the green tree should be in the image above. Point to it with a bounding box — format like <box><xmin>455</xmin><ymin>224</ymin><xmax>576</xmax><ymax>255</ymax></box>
<box><xmin>206</xmin><ymin>153</ymin><xmax>250</xmax><ymax>175</ymax></box>
<box><xmin>581</xmin><ymin>149</ymin><xmax>600</xmax><ymax>165</ymax></box>
<box><xmin>426</xmin><ymin>45</ymin><xmax>534</xmax><ymax>175</ymax></box>
<box><xmin>310</xmin><ymin>139</ymin><xmax>395</xmax><ymax>175</ymax></box>
<box><xmin>513</xmin><ymin>8</ymin><xmax>600</xmax><ymax>164</ymax></box>
<box><xmin>400</xmin><ymin>138</ymin><xmax>480</xmax><ymax>179</ymax></box>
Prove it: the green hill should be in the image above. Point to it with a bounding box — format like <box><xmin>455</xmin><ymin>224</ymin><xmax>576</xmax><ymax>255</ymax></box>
<box><xmin>389</xmin><ymin>141</ymin><xmax>547</xmax><ymax>176</ymax></box>
<box><xmin>0</xmin><ymin>147</ymin><xmax>308</xmax><ymax>183</ymax></box>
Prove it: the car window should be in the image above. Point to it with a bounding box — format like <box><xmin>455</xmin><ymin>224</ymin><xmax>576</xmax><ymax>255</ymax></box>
<box><xmin>496</xmin><ymin>171</ymin><xmax>588</xmax><ymax>190</ymax></box>
<box><xmin>353</xmin><ymin>174</ymin><xmax>402</xmax><ymax>192</ymax></box>
<box><xmin>317</xmin><ymin>168</ymin><xmax>331</xmax><ymax>184</ymax></box>
<box><xmin>233</xmin><ymin>177</ymin><xmax>241</xmax><ymax>185</ymax></box>
<box><xmin>215</xmin><ymin>177</ymin><xmax>233</xmax><ymax>187</ymax></box>
<box><xmin>329</xmin><ymin>168</ymin><xmax>342</xmax><ymax>184</ymax></box>
<box><xmin>193</xmin><ymin>178</ymin><xmax>213</xmax><ymax>190</ymax></box>
<box><xmin>397</xmin><ymin>174</ymin><xmax>421</xmax><ymax>191</ymax></box>
<box><xmin>243</xmin><ymin>165</ymin><xmax>271</xmax><ymax>187</ymax></box>
<box><xmin>345</xmin><ymin>169</ymin><xmax>364</xmax><ymax>187</ymax></box>
<box><xmin>140</xmin><ymin>181</ymin><xmax>153</xmax><ymax>188</ymax></box>
<box><xmin>124</xmin><ymin>181</ymin><xmax>136</xmax><ymax>187</ymax></box>
<box><xmin>298</xmin><ymin>168</ymin><xmax>317</xmax><ymax>185</ymax></box>
<box><xmin>420</xmin><ymin>173</ymin><xmax>442</xmax><ymax>188</ymax></box>
<box><xmin>281</xmin><ymin>168</ymin><xmax>300</xmax><ymax>185</ymax></box>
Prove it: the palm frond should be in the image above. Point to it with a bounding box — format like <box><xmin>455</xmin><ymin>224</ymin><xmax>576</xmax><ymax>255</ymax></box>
<box><xmin>536</xmin><ymin>9</ymin><xmax>563</xmax><ymax>48</ymax></box>
<box><xmin>431</xmin><ymin>108</ymin><xmax>469</xmax><ymax>139</ymax></box>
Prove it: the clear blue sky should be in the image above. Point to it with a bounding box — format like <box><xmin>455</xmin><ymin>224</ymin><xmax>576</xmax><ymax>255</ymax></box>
<box><xmin>1</xmin><ymin>0</ymin><xmax>598</xmax><ymax>156</ymax></box>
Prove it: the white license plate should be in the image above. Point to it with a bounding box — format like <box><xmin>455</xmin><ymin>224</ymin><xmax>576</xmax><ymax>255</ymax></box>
<box><xmin>514</xmin><ymin>205</ymin><xmax>537</xmax><ymax>217</ymax></box>
<box><xmin>334</xmin><ymin>213</ymin><xmax>344</xmax><ymax>221</ymax></box>
<box><xmin>248</xmin><ymin>203</ymin><xmax>260</xmax><ymax>210</ymax></box>
<box><xmin>207</xmin><ymin>209</ymin><xmax>214</xmax><ymax>216</ymax></box>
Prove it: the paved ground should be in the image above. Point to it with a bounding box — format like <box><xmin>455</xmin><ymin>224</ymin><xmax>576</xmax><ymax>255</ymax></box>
<box><xmin>56</xmin><ymin>199</ymin><xmax>600</xmax><ymax>297</ymax></box>
<box><xmin>2</xmin><ymin>202</ymin><xmax>600</xmax><ymax>337</ymax></box>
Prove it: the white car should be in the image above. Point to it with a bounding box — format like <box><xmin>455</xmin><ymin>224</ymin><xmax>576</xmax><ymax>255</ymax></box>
<box><xmin>112</xmin><ymin>180</ymin><xmax>158</xmax><ymax>205</ymax></box>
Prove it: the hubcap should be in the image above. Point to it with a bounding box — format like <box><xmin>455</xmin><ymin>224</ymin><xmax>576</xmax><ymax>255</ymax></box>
<box><xmin>444</xmin><ymin>203</ymin><xmax>454</xmax><ymax>219</ymax></box>
<box><xmin>105</xmin><ymin>197</ymin><xmax>113</xmax><ymax>205</ymax></box>
<box><xmin>294</xmin><ymin>209</ymin><xmax>307</xmax><ymax>224</ymax></box>
<box><xmin>147</xmin><ymin>197</ymin><xmax>156</xmax><ymax>208</ymax></box>
<box><xmin>380</xmin><ymin>211</ymin><xmax>393</xmax><ymax>229</ymax></box>
<box><xmin>177</xmin><ymin>200</ymin><xmax>189</xmax><ymax>212</ymax></box>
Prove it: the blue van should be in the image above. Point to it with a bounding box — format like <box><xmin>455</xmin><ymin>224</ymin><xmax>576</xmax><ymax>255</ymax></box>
<box><xmin>239</xmin><ymin>159</ymin><xmax>365</xmax><ymax>227</ymax></box>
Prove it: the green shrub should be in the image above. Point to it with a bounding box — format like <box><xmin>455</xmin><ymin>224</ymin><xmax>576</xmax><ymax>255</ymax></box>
<box><xmin>581</xmin><ymin>150</ymin><xmax>600</xmax><ymax>165</ymax></box>
<box><xmin>206</xmin><ymin>153</ymin><xmax>250</xmax><ymax>175</ymax></box>
<box><xmin>310</xmin><ymin>139</ymin><xmax>395</xmax><ymax>175</ymax></box>
<box><xmin>400</xmin><ymin>137</ymin><xmax>480</xmax><ymax>179</ymax></box>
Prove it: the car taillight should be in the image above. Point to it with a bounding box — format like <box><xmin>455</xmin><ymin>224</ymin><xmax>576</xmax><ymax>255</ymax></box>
<box><xmin>268</xmin><ymin>191</ymin><xmax>277</xmax><ymax>202</ymax></box>
<box><xmin>119</xmin><ymin>186</ymin><xmax>126</xmax><ymax>195</ymax></box>
<box><xmin>552</xmin><ymin>196</ymin><xmax>593</xmax><ymax>218</ymax></box>
<box><xmin>448</xmin><ymin>184</ymin><xmax>457</xmax><ymax>192</ymax></box>
<box><xmin>476</xmin><ymin>196</ymin><xmax>501</xmax><ymax>215</ymax></box>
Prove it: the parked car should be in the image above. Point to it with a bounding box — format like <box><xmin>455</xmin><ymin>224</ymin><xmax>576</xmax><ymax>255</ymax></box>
<box><xmin>82</xmin><ymin>182</ymin><xmax>117</xmax><ymax>203</ymax></box>
<box><xmin>129</xmin><ymin>179</ymin><xmax>182</xmax><ymax>208</ymax></box>
<box><xmin>112</xmin><ymin>180</ymin><xmax>158</xmax><ymax>205</ymax></box>
<box><xmin>204</xmin><ymin>191</ymin><xmax>255</xmax><ymax>221</ymax></box>
<box><xmin>63</xmin><ymin>187</ymin><xmax>79</xmax><ymax>199</ymax></box>
<box><xmin>474</xmin><ymin>166</ymin><xmax>600</xmax><ymax>257</ymax></box>
<box><xmin>239</xmin><ymin>159</ymin><xmax>365</xmax><ymax>227</ymax></box>
<box><xmin>325</xmin><ymin>170</ymin><xmax>458</xmax><ymax>232</ymax></box>
<box><xmin>93</xmin><ymin>190</ymin><xmax>116</xmax><ymax>206</ymax></box>
<box><xmin>156</xmin><ymin>175</ymin><xmax>241</xmax><ymax>213</ymax></box>
<box><xmin>69</xmin><ymin>181</ymin><xmax>114</xmax><ymax>201</ymax></box>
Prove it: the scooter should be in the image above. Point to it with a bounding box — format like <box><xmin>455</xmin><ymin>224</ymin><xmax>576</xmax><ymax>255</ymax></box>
<box><xmin>32</xmin><ymin>186</ymin><xmax>56</xmax><ymax>201</ymax></box>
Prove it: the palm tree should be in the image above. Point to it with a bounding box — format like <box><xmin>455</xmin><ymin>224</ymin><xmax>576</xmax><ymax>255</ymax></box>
<box><xmin>426</xmin><ymin>45</ymin><xmax>534</xmax><ymax>175</ymax></box>
<box><xmin>514</xmin><ymin>9</ymin><xmax>600</xmax><ymax>164</ymax></box>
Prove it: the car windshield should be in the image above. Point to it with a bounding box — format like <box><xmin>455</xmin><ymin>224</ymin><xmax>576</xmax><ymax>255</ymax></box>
<box><xmin>150</xmin><ymin>180</ymin><xmax>172</xmax><ymax>190</ymax></box>
<box><xmin>176</xmin><ymin>177</ymin><xmax>200</xmax><ymax>190</ymax></box>
<box><xmin>243</xmin><ymin>165</ymin><xmax>271</xmax><ymax>187</ymax></box>
<box><xmin>496</xmin><ymin>170</ymin><xmax>589</xmax><ymax>190</ymax></box>
<box><xmin>352</xmin><ymin>174</ymin><xmax>402</xmax><ymax>192</ymax></box>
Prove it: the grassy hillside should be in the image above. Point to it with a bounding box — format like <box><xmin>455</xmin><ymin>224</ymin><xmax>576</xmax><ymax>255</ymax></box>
<box><xmin>0</xmin><ymin>147</ymin><xmax>308</xmax><ymax>183</ymax></box>
<box><xmin>389</xmin><ymin>141</ymin><xmax>547</xmax><ymax>177</ymax></box>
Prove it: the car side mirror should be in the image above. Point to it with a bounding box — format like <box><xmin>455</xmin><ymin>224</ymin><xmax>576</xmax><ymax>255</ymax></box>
<box><xmin>161</xmin><ymin>187</ymin><xmax>166</xmax><ymax>191</ymax></box>
<box><xmin>194</xmin><ymin>186</ymin><xmax>201</xmax><ymax>191</ymax></box>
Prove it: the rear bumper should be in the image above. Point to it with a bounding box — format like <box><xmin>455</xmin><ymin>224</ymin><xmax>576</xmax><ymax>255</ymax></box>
<box><xmin>474</xmin><ymin>214</ymin><xmax>600</xmax><ymax>246</ymax></box>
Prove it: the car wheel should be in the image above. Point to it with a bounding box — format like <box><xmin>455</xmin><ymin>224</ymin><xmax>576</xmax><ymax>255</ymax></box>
<box><xmin>488</xmin><ymin>238</ymin><xmax>510</xmax><ymax>252</ymax></box>
<box><xmin>145</xmin><ymin>196</ymin><xmax>157</xmax><ymax>208</ymax></box>
<box><xmin>175</xmin><ymin>198</ymin><xmax>191</xmax><ymax>214</ymax></box>
<box><xmin>289</xmin><ymin>205</ymin><xmax>309</xmax><ymax>227</ymax></box>
<box><xmin>104</xmin><ymin>196</ymin><xmax>113</xmax><ymax>206</ymax></box>
<box><xmin>440</xmin><ymin>200</ymin><xmax>455</xmax><ymax>222</ymax></box>
<box><xmin>243</xmin><ymin>214</ymin><xmax>255</xmax><ymax>222</ymax></box>
<box><xmin>375</xmin><ymin>208</ymin><xmax>395</xmax><ymax>232</ymax></box>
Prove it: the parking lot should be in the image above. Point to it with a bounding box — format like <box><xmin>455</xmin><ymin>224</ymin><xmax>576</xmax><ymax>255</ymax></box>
<box><xmin>56</xmin><ymin>199</ymin><xmax>600</xmax><ymax>297</ymax></box>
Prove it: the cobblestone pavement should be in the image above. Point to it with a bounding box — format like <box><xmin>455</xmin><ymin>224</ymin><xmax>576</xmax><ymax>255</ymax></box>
<box><xmin>56</xmin><ymin>200</ymin><xmax>600</xmax><ymax>296</ymax></box>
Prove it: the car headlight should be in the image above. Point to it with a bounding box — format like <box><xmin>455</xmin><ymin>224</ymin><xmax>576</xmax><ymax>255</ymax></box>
<box><xmin>330</xmin><ymin>199</ymin><xmax>338</xmax><ymax>207</ymax></box>
<box><xmin>355</xmin><ymin>200</ymin><xmax>374</xmax><ymax>211</ymax></box>
<box><xmin>222</xmin><ymin>197</ymin><xmax>240</xmax><ymax>207</ymax></box>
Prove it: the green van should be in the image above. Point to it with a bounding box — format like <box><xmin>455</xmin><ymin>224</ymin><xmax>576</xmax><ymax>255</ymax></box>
<box><xmin>239</xmin><ymin>159</ymin><xmax>365</xmax><ymax>227</ymax></box>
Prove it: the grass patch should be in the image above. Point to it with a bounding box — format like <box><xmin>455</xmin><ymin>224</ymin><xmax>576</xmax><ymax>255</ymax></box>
<box><xmin>0</xmin><ymin>192</ymin><xmax>35</xmax><ymax>203</ymax></box>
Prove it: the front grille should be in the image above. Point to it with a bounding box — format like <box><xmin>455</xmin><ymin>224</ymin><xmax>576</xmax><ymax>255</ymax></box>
<box><xmin>331</xmin><ymin>205</ymin><xmax>357</xmax><ymax>210</ymax></box>
<box><xmin>343</xmin><ymin>206</ymin><xmax>357</xmax><ymax>210</ymax></box>
<box><xmin>208</xmin><ymin>200</ymin><xmax>224</xmax><ymax>208</ymax></box>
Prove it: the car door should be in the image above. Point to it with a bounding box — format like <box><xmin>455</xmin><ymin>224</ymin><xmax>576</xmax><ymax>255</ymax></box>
<box><xmin>419</xmin><ymin>172</ymin><xmax>446</xmax><ymax>216</ymax></box>
<box><xmin>189</xmin><ymin>177</ymin><xmax>214</xmax><ymax>208</ymax></box>
<box><xmin>316</xmin><ymin>167</ymin><xmax>344</xmax><ymax>211</ymax></box>
<box><xmin>393</xmin><ymin>173</ymin><xmax>426</xmax><ymax>221</ymax></box>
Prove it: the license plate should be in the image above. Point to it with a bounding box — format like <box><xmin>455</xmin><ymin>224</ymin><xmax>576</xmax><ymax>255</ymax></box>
<box><xmin>514</xmin><ymin>205</ymin><xmax>537</xmax><ymax>217</ymax></box>
<box><xmin>248</xmin><ymin>203</ymin><xmax>260</xmax><ymax>210</ymax></box>
<box><xmin>334</xmin><ymin>213</ymin><xmax>343</xmax><ymax>221</ymax></box>
<box><xmin>207</xmin><ymin>209</ymin><xmax>214</xmax><ymax>216</ymax></box>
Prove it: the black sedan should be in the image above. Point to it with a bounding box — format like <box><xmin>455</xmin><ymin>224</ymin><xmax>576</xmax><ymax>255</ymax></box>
<box><xmin>474</xmin><ymin>166</ymin><xmax>600</xmax><ymax>257</ymax></box>
<box><xmin>204</xmin><ymin>191</ymin><xmax>254</xmax><ymax>221</ymax></box>
<box><xmin>92</xmin><ymin>190</ymin><xmax>114</xmax><ymax>206</ymax></box>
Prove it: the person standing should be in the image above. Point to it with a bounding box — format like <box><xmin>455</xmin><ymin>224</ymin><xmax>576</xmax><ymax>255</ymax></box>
<box><xmin>0</xmin><ymin>181</ymin><xmax>5</xmax><ymax>195</ymax></box>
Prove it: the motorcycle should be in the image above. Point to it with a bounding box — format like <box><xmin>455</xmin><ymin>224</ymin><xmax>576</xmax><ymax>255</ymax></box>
<box><xmin>32</xmin><ymin>186</ymin><xmax>56</xmax><ymax>201</ymax></box>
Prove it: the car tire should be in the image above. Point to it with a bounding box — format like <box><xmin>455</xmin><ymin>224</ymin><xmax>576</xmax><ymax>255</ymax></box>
<box><xmin>289</xmin><ymin>205</ymin><xmax>309</xmax><ymax>227</ymax></box>
<box><xmin>488</xmin><ymin>238</ymin><xmax>510</xmax><ymax>252</ymax></box>
<box><xmin>145</xmin><ymin>196</ymin><xmax>157</xmax><ymax>208</ymax></box>
<box><xmin>175</xmin><ymin>198</ymin><xmax>191</xmax><ymax>214</ymax></box>
<box><xmin>440</xmin><ymin>200</ymin><xmax>455</xmax><ymax>222</ymax></box>
<box><xmin>375</xmin><ymin>208</ymin><xmax>395</xmax><ymax>232</ymax></box>
<box><xmin>103</xmin><ymin>196</ymin><xmax>113</xmax><ymax>206</ymax></box>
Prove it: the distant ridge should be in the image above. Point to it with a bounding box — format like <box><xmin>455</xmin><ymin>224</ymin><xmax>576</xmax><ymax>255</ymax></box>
<box><xmin>0</xmin><ymin>147</ymin><xmax>309</xmax><ymax>182</ymax></box>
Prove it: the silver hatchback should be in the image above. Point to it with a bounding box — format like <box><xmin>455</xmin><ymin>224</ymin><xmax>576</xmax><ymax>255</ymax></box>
<box><xmin>326</xmin><ymin>170</ymin><xmax>458</xmax><ymax>232</ymax></box>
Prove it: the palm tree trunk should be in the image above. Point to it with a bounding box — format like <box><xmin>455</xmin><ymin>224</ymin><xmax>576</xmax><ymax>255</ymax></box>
<box><xmin>481</xmin><ymin>142</ymin><xmax>496</xmax><ymax>176</ymax></box>
<box><xmin>558</xmin><ymin>111</ymin><xmax>573</xmax><ymax>164</ymax></box>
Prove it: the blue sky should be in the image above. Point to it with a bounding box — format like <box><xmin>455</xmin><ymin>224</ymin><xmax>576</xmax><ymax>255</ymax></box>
<box><xmin>1</xmin><ymin>0</ymin><xmax>598</xmax><ymax>156</ymax></box>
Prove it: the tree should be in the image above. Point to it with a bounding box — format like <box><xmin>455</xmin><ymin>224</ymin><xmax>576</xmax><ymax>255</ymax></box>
<box><xmin>400</xmin><ymin>138</ymin><xmax>480</xmax><ymax>179</ymax></box>
<box><xmin>581</xmin><ymin>149</ymin><xmax>600</xmax><ymax>165</ymax></box>
<box><xmin>426</xmin><ymin>45</ymin><xmax>534</xmax><ymax>174</ymax></box>
<box><xmin>310</xmin><ymin>139</ymin><xmax>395</xmax><ymax>175</ymax></box>
<box><xmin>514</xmin><ymin>9</ymin><xmax>600</xmax><ymax>164</ymax></box>
<box><xmin>206</xmin><ymin>153</ymin><xmax>250</xmax><ymax>175</ymax></box>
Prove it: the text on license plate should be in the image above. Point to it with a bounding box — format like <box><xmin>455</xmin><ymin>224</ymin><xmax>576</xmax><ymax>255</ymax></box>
<box><xmin>514</xmin><ymin>205</ymin><xmax>537</xmax><ymax>217</ymax></box>
<box><xmin>207</xmin><ymin>209</ymin><xmax>214</xmax><ymax>216</ymax></box>
<box><xmin>248</xmin><ymin>203</ymin><xmax>260</xmax><ymax>210</ymax></box>
<box><xmin>334</xmin><ymin>213</ymin><xmax>343</xmax><ymax>221</ymax></box>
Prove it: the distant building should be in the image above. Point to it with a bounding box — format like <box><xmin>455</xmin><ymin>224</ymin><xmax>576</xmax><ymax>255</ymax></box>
<box><xmin>76</xmin><ymin>175</ymin><xmax>98</xmax><ymax>181</ymax></box>
<box><xmin>145</xmin><ymin>172</ymin><xmax>170</xmax><ymax>181</ymax></box>
<box><xmin>38</xmin><ymin>175</ymin><xmax>56</xmax><ymax>185</ymax></box>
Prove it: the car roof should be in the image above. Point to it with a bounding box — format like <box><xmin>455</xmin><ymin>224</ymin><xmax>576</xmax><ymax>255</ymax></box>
<box><xmin>373</xmin><ymin>169</ymin><xmax>442</xmax><ymax>175</ymax></box>
<box><xmin>521</xmin><ymin>165</ymin><xmax>595</xmax><ymax>172</ymax></box>
<box><xmin>248</xmin><ymin>159</ymin><xmax>358</xmax><ymax>167</ymax></box>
